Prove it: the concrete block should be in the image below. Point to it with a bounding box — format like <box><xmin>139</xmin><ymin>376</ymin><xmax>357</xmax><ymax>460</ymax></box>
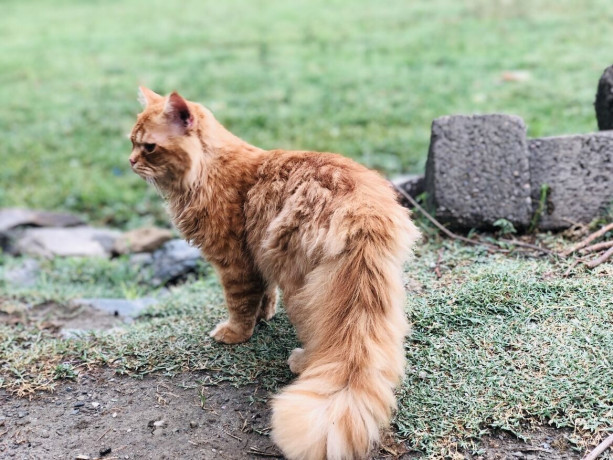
<box><xmin>528</xmin><ymin>132</ymin><xmax>613</xmax><ymax>229</ymax></box>
<box><xmin>424</xmin><ymin>114</ymin><xmax>532</xmax><ymax>228</ymax></box>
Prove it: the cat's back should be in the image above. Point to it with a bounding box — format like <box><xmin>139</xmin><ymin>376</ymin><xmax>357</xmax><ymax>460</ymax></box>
<box><xmin>250</xmin><ymin>149</ymin><xmax>395</xmax><ymax>205</ymax></box>
<box><xmin>245</xmin><ymin>150</ymin><xmax>412</xmax><ymax>273</ymax></box>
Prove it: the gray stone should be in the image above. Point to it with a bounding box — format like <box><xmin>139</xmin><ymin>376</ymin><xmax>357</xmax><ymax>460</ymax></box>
<box><xmin>0</xmin><ymin>208</ymin><xmax>84</xmax><ymax>232</ymax></box>
<box><xmin>14</xmin><ymin>226</ymin><xmax>121</xmax><ymax>258</ymax></box>
<box><xmin>528</xmin><ymin>132</ymin><xmax>613</xmax><ymax>229</ymax></box>
<box><xmin>3</xmin><ymin>258</ymin><xmax>40</xmax><ymax>287</ymax></box>
<box><xmin>150</xmin><ymin>239</ymin><xmax>203</xmax><ymax>285</ymax></box>
<box><xmin>595</xmin><ymin>65</ymin><xmax>613</xmax><ymax>131</ymax></box>
<box><xmin>129</xmin><ymin>252</ymin><xmax>154</xmax><ymax>268</ymax></box>
<box><xmin>391</xmin><ymin>174</ymin><xmax>425</xmax><ymax>200</ymax></box>
<box><xmin>424</xmin><ymin>114</ymin><xmax>532</xmax><ymax>228</ymax></box>
<box><xmin>69</xmin><ymin>297</ymin><xmax>158</xmax><ymax>319</ymax></box>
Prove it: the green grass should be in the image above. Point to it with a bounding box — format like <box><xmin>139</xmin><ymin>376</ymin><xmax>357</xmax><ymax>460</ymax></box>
<box><xmin>1</xmin><ymin>0</ymin><xmax>612</xmax><ymax>225</ymax></box>
<box><xmin>1</xmin><ymin>243</ymin><xmax>612</xmax><ymax>456</ymax></box>
<box><xmin>1</xmin><ymin>0</ymin><xmax>613</xmax><ymax>456</ymax></box>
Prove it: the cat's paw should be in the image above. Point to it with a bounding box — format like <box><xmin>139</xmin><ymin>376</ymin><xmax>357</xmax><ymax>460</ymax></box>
<box><xmin>209</xmin><ymin>321</ymin><xmax>252</xmax><ymax>344</ymax></box>
<box><xmin>288</xmin><ymin>347</ymin><xmax>307</xmax><ymax>374</ymax></box>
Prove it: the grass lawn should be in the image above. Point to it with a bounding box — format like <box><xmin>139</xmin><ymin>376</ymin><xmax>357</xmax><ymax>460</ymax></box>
<box><xmin>1</xmin><ymin>241</ymin><xmax>612</xmax><ymax>456</ymax></box>
<box><xmin>1</xmin><ymin>0</ymin><xmax>613</xmax><ymax>457</ymax></box>
<box><xmin>1</xmin><ymin>0</ymin><xmax>612</xmax><ymax>225</ymax></box>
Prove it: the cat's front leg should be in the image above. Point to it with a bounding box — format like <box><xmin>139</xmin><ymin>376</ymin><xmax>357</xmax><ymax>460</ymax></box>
<box><xmin>210</xmin><ymin>268</ymin><xmax>266</xmax><ymax>344</ymax></box>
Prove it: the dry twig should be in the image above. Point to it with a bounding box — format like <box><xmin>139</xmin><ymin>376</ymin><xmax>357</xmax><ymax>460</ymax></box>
<box><xmin>562</xmin><ymin>222</ymin><xmax>613</xmax><ymax>257</ymax></box>
<box><xmin>582</xmin><ymin>433</ymin><xmax>613</xmax><ymax>460</ymax></box>
<box><xmin>393</xmin><ymin>185</ymin><xmax>553</xmax><ymax>255</ymax></box>
<box><xmin>585</xmin><ymin>246</ymin><xmax>613</xmax><ymax>269</ymax></box>
<box><xmin>248</xmin><ymin>447</ymin><xmax>283</xmax><ymax>458</ymax></box>
<box><xmin>579</xmin><ymin>240</ymin><xmax>613</xmax><ymax>255</ymax></box>
<box><xmin>96</xmin><ymin>427</ymin><xmax>111</xmax><ymax>442</ymax></box>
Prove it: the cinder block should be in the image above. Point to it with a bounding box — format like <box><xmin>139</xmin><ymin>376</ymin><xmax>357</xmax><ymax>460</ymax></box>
<box><xmin>528</xmin><ymin>133</ymin><xmax>613</xmax><ymax>229</ymax></box>
<box><xmin>424</xmin><ymin>114</ymin><xmax>532</xmax><ymax>228</ymax></box>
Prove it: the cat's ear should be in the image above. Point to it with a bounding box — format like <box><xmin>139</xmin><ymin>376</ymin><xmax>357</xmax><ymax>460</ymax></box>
<box><xmin>164</xmin><ymin>91</ymin><xmax>194</xmax><ymax>131</ymax></box>
<box><xmin>138</xmin><ymin>86</ymin><xmax>163</xmax><ymax>107</ymax></box>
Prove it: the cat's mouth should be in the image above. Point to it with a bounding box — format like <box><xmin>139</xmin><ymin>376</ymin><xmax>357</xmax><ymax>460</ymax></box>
<box><xmin>131</xmin><ymin>163</ymin><xmax>154</xmax><ymax>181</ymax></box>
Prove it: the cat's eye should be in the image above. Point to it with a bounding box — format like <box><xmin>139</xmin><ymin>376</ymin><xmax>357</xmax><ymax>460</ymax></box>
<box><xmin>143</xmin><ymin>143</ymin><xmax>156</xmax><ymax>153</ymax></box>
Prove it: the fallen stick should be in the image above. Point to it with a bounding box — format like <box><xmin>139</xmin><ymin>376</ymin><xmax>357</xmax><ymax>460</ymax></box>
<box><xmin>393</xmin><ymin>185</ymin><xmax>553</xmax><ymax>255</ymax></box>
<box><xmin>582</xmin><ymin>432</ymin><xmax>613</xmax><ymax>460</ymax></box>
<box><xmin>392</xmin><ymin>184</ymin><xmax>492</xmax><ymax>248</ymax></box>
<box><xmin>563</xmin><ymin>258</ymin><xmax>587</xmax><ymax>278</ymax></box>
<box><xmin>562</xmin><ymin>222</ymin><xmax>613</xmax><ymax>257</ymax></box>
<box><xmin>497</xmin><ymin>237</ymin><xmax>557</xmax><ymax>256</ymax></box>
<box><xmin>585</xmin><ymin>246</ymin><xmax>613</xmax><ymax>269</ymax></box>
<box><xmin>579</xmin><ymin>240</ymin><xmax>613</xmax><ymax>254</ymax></box>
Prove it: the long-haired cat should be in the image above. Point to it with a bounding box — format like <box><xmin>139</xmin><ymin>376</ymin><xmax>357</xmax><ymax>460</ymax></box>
<box><xmin>129</xmin><ymin>87</ymin><xmax>420</xmax><ymax>460</ymax></box>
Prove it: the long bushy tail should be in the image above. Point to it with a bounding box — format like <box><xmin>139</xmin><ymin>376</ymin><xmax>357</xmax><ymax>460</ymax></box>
<box><xmin>271</xmin><ymin>212</ymin><xmax>418</xmax><ymax>460</ymax></box>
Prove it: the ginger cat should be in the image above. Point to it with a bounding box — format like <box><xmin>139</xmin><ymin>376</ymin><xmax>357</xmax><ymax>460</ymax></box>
<box><xmin>129</xmin><ymin>87</ymin><xmax>420</xmax><ymax>460</ymax></box>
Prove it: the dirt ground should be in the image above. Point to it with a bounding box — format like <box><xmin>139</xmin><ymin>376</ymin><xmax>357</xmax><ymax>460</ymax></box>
<box><xmin>0</xmin><ymin>368</ymin><xmax>585</xmax><ymax>460</ymax></box>
<box><xmin>0</xmin><ymin>294</ymin><xmax>591</xmax><ymax>459</ymax></box>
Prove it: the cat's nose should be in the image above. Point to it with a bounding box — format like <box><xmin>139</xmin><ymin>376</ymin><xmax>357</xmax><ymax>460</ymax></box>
<box><xmin>129</xmin><ymin>156</ymin><xmax>137</xmax><ymax>166</ymax></box>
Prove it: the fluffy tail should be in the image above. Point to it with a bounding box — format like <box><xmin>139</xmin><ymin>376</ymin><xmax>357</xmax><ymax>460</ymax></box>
<box><xmin>271</xmin><ymin>212</ymin><xmax>418</xmax><ymax>460</ymax></box>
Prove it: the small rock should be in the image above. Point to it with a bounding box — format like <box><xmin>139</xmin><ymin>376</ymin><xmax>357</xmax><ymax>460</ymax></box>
<box><xmin>91</xmin><ymin>402</ymin><xmax>100</xmax><ymax>408</ymax></box>
<box><xmin>40</xmin><ymin>430</ymin><xmax>50</xmax><ymax>438</ymax></box>
<box><xmin>69</xmin><ymin>297</ymin><xmax>158</xmax><ymax>319</ymax></box>
<box><xmin>15</xmin><ymin>226</ymin><xmax>120</xmax><ymax>258</ymax></box>
<box><xmin>112</xmin><ymin>227</ymin><xmax>173</xmax><ymax>254</ymax></box>
<box><xmin>74</xmin><ymin>402</ymin><xmax>85</xmax><ymax>408</ymax></box>
<box><xmin>391</xmin><ymin>174</ymin><xmax>425</xmax><ymax>200</ymax></box>
<box><xmin>99</xmin><ymin>447</ymin><xmax>112</xmax><ymax>457</ymax></box>
<box><xmin>17</xmin><ymin>411</ymin><xmax>28</xmax><ymax>418</ymax></box>
<box><xmin>153</xmin><ymin>420</ymin><xmax>167</xmax><ymax>428</ymax></box>
<box><xmin>3</xmin><ymin>259</ymin><xmax>40</xmax><ymax>287</ymax></box>
<box><xmin>74</xmin><ymin>455</ymin><xmax>91</xmax><ymax>460</ymax></box>
<box><xmin>128</xmin><ymin>252</ymin><xmax>153</xmax><ymax>269</ymax></box>
<box><xmin>0</xmin><ymin>208</ymin><xmax>84</xmax><ymax>232</ymax></box>
<box><xmin>150</xmin><ymin>239</ymin><xmax>203</xmax><ymax>285</ymax></box>
<box><xmin>189</xmin><ymin>421</ymin><xmax>198</xmax><ymax>429</ymax></box>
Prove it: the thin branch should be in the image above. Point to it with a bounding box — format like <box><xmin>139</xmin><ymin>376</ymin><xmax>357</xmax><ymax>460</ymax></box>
<box><xmin>393</xmin><ymin>184</ymin><xmax>495</xmax><ymax>248</ymax></box>
<box><xmin>582</xmin><ymin>432</ymin><xmax>613</xmax><ymax>460</ymax></box>
<box><xmin>562</xmin><ymin>222</ymin><xmax>613</xmax><ymax>257</ymax></box>
<box><xmin>579</xmin><ymin>240</ymin><xmax>613</xmax><ymax>254</ymax></box>
<box><xmin>563</xmin><ymin>258</ymin><xmax>587</xmax><ymax>277</ymax></box>
<box><xmin>393</xmin><ymin>184</ymin><xmax>553</xmax><ymax>255</ymax></box>
<box><xmin>585</xmin><ymin>246</ymin><xmax>613</xmax><ymax>269</ymax></box>
<box><xmin>498</xmin><ymin>237</ymin><xmax>557</xmax><ymax>256</ymax></box>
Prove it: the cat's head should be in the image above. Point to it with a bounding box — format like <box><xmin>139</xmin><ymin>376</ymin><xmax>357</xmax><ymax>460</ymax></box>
<box><xmin>129</xmin><ymin>87</ymin><xmax>203</xmax><ymax>191</ymax></box>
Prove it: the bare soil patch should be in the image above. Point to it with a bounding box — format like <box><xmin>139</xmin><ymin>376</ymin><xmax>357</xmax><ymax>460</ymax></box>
<box><xmin>0</xmin><ymin>369</ymin><xmax>586</xmax><ymax>459</ymax></box>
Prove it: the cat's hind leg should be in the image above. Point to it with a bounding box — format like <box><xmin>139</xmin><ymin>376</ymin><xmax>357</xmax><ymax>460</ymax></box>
<box><xmin>210</xmin><ymin>267</ymin><xmax>266</xmax><ymax>344</ymax></box>
<box><xmin>257</xmin><ymin>285</ymin><xmax>278</xmax><ymax>322</ymax></box>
